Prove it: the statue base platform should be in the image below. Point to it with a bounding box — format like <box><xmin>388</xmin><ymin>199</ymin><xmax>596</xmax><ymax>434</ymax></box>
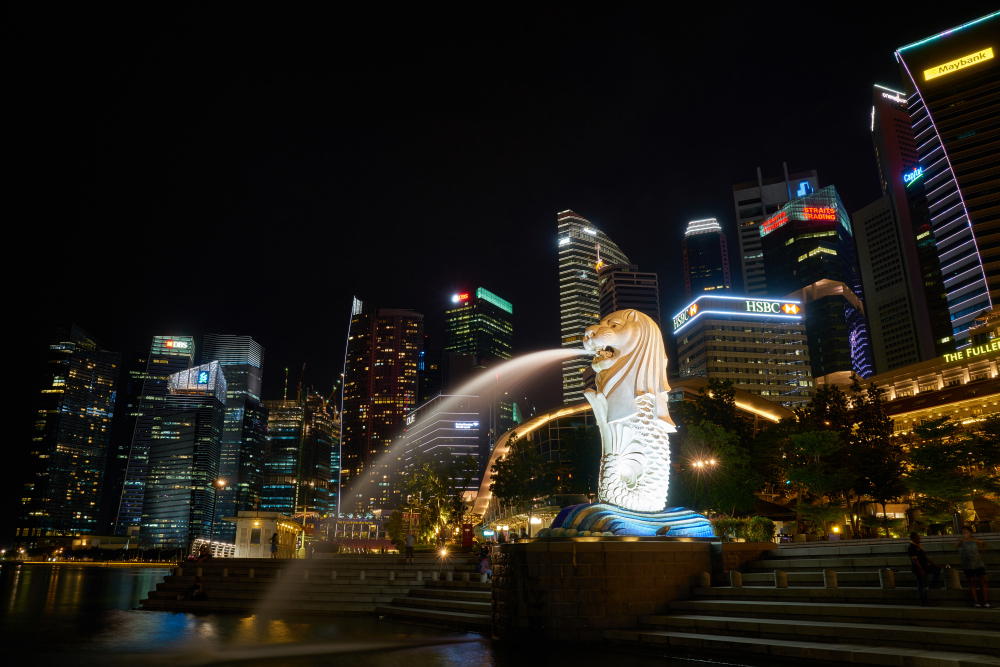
<box><xmin>544</xmin><ymin>503</ymin><xmax>715</xmax><ymax>538</ymax></box>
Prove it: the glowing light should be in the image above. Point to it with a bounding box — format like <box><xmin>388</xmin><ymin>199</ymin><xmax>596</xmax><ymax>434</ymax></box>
<box><xmin>684</xmin><ymin>218</ymin><xmax>722</xmax><ymax>237</ymax></box>
<box><xmin>760</xmin><ymin>211</ymin><xmax>788</xmax><ymax>236</ymax></box>
<box><xmin>451</xmin><ymin>292</ymin><xmax>470</xmax><ymax>304</ymax></box>
<box><xmin>438</xmin><ymin>548</ymin><xmax>448</xmax><ymax>558</ymax></box>
<box><xmin>583</xmin><ymin>228</ymin><xmax>597</xmax><ymax>235</ymax></box>
<box><xmin>796</xmin><ymin>181</ymin><xmax>814</xmax><ymax>197</ymax></box>
<box><xmin>923</xmin><ymin>47</ymin><xmax>994</xmax><ymax>81</ymax></box>
<box><xmin>803</xmin><ymin>206</ymin><xmax>836</xmax><ymax>221</ymax></box>
<box><xmin>558</xmin><ymin>236</ymin><xmax>570</xmax><ymax>246</ymax></box>
<box><xmin>688</xmin><ymin>304</ymin><xmax>699</xmax><ymax>317</ymax></box>
<box><xmin>897</xmin><ymin>11</ymin><xmax>1000</xmax><ymax>52</ymax></box>
<box><xmin>476</xmin><ymin>287</ymin><xmax>512</xmax><ymax>314</ymax></box>
<box><xmin>903</xmin><ymin>166</ymin><xmax>924</xmax><ymax>186</ymax></box>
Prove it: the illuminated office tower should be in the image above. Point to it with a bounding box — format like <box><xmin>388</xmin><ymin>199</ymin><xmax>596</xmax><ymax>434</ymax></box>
<box><xmin>18</xmin><ymin>326</ymin><xmax>119</xmax><ymax>540</ymax></box>
<box><xmin>895</xmin><ymin>11</ymin><xmax>999</xmax><ymax>345</ymax></box>
<box><xmin>867</xmin><ymin>83</ymin><xmax>953</xmax><ymax>365</ymax></box>
<box><xmin>682</xmin><ymin>218</ymin><xmax>732</xmax><ymax>297</ymax></box>
<box><xmin>598</xmin><ymin>264</ymin><xmax>661</xmax><ymax>326</ymax></box>
<box><xmin>261</xmin><ymin>391</ymin><xmax>338</xmax><ymax>519</ymax></box>
<box><xmin>115</xmin><ymin>335</ymin><xmax>195</xmax><ymax>537</ymax></box>
<box><xmin>401</xmin><ymin>394</ymin><xmax>485</xmax><ymax>489</ymax></box>
<box><xmin>759</xmin><ymin>185</ymin><xmax>874</xmax><ymax>380</ymax></box>
<box><xmin>140</xmin><ymin>362</ymin><xmax>226</xmax><ymax>550</ymax></box>
<box><xmin>202</xmin><ymin>333</ymin><xmax>267</xmax><ymax>542</ymax></box>
<box><xmin>672</xmin><ymin>295</ymin><xmax>812</xmax><ymax>407</ymax></box>
<box><xmin>733</xmin><ymin>165</ymin><xmax>819</xmax><ymax>295</ymax></box>
<box><xmin>557</xmin><ymin>210</ymin><xmax>630</xmax><ymax>404</ymax></box>
<box><xmin>341</xmin><ymin>303</ymin><xmax>422</xmax><ymax>511</ymax></box>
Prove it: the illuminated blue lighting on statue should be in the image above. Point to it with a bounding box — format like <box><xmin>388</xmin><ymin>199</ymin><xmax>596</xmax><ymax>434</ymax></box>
<box><xmin>903</xmin><ymin>166</ymin><xmax>924</xmax><ymax>186</ymax></box>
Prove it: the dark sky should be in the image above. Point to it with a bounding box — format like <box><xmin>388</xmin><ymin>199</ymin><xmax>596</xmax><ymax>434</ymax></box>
<box><xmin>13</xmin><ymin>4</ymin><xmax>997</xmax><ymax>408</ymax></box>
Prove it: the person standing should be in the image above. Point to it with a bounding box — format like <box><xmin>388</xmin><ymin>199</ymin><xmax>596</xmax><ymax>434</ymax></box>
<box><xmin>404</xmin><ymin>532</ymin><xmax>415</xmax><ymax>564</ymax></box>
<box><xmin>909</xmin><ymin>532</ymin><xmax>942</xmax><ymax>605</ymax></box>
<box><xmin>270</xmin><ymin>532</ymin><xmax>279</xmax><ymax>559</ymax></box>
<box><xmin>958</xmin><ymin>527</ymin><xmax>990</xmax><ymax>608</ymax></box>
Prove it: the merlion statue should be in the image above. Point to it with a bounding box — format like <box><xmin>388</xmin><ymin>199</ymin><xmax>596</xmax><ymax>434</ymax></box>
<box><xmin>541</xmin><ymin>309</ymin><xmax>714</xmax><ymax>538</ymax></box>
<box><xmin>583</xmin><ymin>309</ymin><xmax>673</xmax><ymax>512</ymax></box>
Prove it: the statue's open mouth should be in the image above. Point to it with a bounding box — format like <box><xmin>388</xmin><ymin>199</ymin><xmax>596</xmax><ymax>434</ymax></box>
<box><xmin>591</xmin><ymin>345</ymin><xmax>616</xmax><ymax>369</ymax></box>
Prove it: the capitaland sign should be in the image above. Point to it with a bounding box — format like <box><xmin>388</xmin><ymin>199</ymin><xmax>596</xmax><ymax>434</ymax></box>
<box><xmin>924</xmin><ymin>47</ymin><xmax>994</xmax><ymax>81</ymax></box>
<box><xmin>943</xmin><ymin>339</ymin><xmax>1000</xmax><ymax>364</ymax></box>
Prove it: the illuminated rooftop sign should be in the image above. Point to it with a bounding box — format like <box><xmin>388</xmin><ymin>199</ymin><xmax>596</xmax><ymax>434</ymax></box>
<box><xmin>796</xmin><ymin>181</ymin><xmax>814</xmax><ymax>197</ymax></box>
<box><xmin>454</xmin><ymin>421</ymin><xmax>480</xmax><ymax>430</ymax></box>
<box><xmin>760</xmin><ymin>211</ymin><xmax>788</xmax><ymax>236</ymax></box>
<box><xmin>942</xmin><ymin>339</ymin><xmax>1000</xmax><ymax>364</ymax></box>
<box><xmin>164</xmin><ymin>339</ymin><xmax>190</xmax><ymax>349</ymax></box>
<box><xmin>476</xmin><ymin>287</ymin><xmax>513</xmax><ymax>314</ymax></box>
<box><xmin>671</xmin><ymin>295</ymin><xmax>803</xmax><ymax>333</ymax></box>
<box><xmin>451</xmin><ymin>292</ymin><xmax>470</xmax><ymax>304</ymax></box>
<box><xmin>923</xmin><ymin>47</ymin><xmax>994</xmax><ymax>81</ymax></box>
<box><xmin>803</xmin><ymin>206</ymin><xmax>836</xmax><ymax>221</ymax></box>
<box><xmin>903</xmin><ymin>166</ymin><xmax>924</xmax><ymax>186</ymax></box>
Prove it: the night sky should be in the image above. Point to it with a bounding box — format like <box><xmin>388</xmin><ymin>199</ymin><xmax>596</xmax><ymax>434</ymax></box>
<box><xmin>14</xmin><ymin>4</ymin><xmax>997</xmax><ymax>408</ymax></box>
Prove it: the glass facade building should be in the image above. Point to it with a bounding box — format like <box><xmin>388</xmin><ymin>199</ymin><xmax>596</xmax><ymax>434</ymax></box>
<box><xmin>759</xmin><ymin>185</ymin><xmax>874</xmax><ymax>379</ymax></box>
<box><xmin>672</xmin><ymin>295</ymin><xmax>812</xmax><ymax>407</ymax></box>
<box><xmin>202</xmin><ymin>333</ymin><xmax>267</xmax><ymax>542</ymax></box>
<box><xmin>341</xmin><ymin>303</ymin><xmax>422</xmax><ymax>512</ymax></box>
<box><xmin>139</xmin><ymin>361</ymin><xmax>226</xmax><ymax>550</ymax></box>
<box><xmin>682</xmin><ymin>218</ymin><xmax>732</xmax><ymax>297</ymax></box>
<box><xmin>19</xmin><ymin>326</ymin><xmax>120</xmax><ymax>540</ymax></box>
<box><xmin>261</xmin><ymin>392</ymin><xmax>338</xmax><ymax>519</ymax></box>
<box><xmin>557</xmin><ymin>210</ymin><xmax>630</xmax><ymax>404</ymax></box>
<box><xmin>114</xmin><ymin>335</ymin><xmax>195</xmax><ymax>537</ymax></box>
<box><xmin>895</xmin><ymin>12</ymin><xmax>999</xmax><ymax>345</ymax></box>
<box><xmin>732</xmin><ymin>165</ymin><xmax>819</xmax><ymax>295</ymax></box>
<box><xmin>598</xmin><ymin>264</ymin><xmax>661</xmax><ymax>327</ymax></box>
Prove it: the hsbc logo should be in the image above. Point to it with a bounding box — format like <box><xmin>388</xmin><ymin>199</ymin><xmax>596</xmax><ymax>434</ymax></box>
<box><xmin>745</xmin><ymin>300</ymin><xmax>781</xmax><ymax>313</ymax></box>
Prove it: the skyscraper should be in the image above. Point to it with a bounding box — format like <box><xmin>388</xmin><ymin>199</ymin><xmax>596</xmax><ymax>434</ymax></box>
<box><xmin>733</xmin><ymin>165</ymin><xmax>819</xmax><ymax>295</ymax></box>
<box><xmin>19</xmin><ymin>326</ymin><xmax>119</xmax><ymax>540</ymax></box>
<box><xmin>341</xmin><ymin>303</ymin><xmax>423</xmax><ymax>511</ymax></box>
<box><xmin>895</xmin><ymin>11</ymin><xmax>999</xmax><ymax>345</ymax></box>
<box><xmin>868</xmin><ymin>83</ymin><xmax>953</xmax><ymax>364</ymax></box>
<box><xmin>115</xmin><ymin>335</ymin><xmax>195</xmax><ymax>537</ymax></box>
<box><xmin>759</xmin><ymin>185</ymin><xmax>874</xmax><ymax>379</ymax></box>
<box><xmin>682</xmin><ymin>218</ymin><xmax>732</xmax><ymax>297</ymax></box>
<box><xmin>262</xmin><ymin>391</ymin><xmax>338</xmax><ymax>520</ymax></box>
<box><xmin>444</xmin><ymin>287</ymin><xmax>513</xmax><ymax>384</ymax></box>
<box><xmin>140</xmin><ymin>361</ymin><xmax>226</xmax><ymax>550</ymax></box>
<box><xmin>557</xmin><ymin>210</ymin><xmax>630</xmax><ymax>404</ymax></box>
<box><xmin>672</xmin><ymin>295</ymin><xmax>812</xmax><ymax>407</ymax></box>
<box><xmin>202</xmin><ymin>333</ymin><xmax>267</xmax><ymax>542</ymax></box>
<box><xmin>598</xmin><ymin>264</ymin><xmax>661</xmax><ymax>326</ymax></box>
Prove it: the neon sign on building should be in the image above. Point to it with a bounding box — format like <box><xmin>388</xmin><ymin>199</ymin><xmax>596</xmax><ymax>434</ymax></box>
<box><xmin>903</xmin><ymin>166</ymin><xmax>924</xmax><ymax>186</ymax></box>
<box><xmin>802</xmin><ymin>206</ymin><xmax>837</xmax><ymax>221</ymax></box>
<box><xmin>759</xmin><ymin>211</ymin><xmax>788</xmax><ymax>237</ymax></box>
<box><xmin>923</xmin><ymin>47</ymin><xmax>994</xmax><ymax>81</ymax></box>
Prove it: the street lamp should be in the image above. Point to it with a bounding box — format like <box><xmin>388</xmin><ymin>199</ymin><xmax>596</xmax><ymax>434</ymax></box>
<box><xmin>209</xmin><ymin>478</ymin><xmax>227</xmax><ymax>545</ymax></box>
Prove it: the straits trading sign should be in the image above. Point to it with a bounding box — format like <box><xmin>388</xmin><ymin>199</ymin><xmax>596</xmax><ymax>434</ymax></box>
<box><xmin>923</xmin><ymin>47</ymin><xmax>994</xmax><ymax>81</ymax></box>
<box><xmin>672</xmin><ymin>296</ymin><xmax>802</xmax><ymax>332</ymax></box>
<box><xmin>943</xmin><ymin>339</ymin><xmax>1000</xmax><ymax>364</ymax></box>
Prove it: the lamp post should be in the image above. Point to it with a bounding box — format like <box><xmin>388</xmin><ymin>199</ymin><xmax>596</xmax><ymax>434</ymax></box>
<box><xmin>209</xmin><ymin>478</ymin><xmax>227</xmax><ymax>545</ymax></box>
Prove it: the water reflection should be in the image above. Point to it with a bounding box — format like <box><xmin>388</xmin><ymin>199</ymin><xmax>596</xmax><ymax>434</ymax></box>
<box><xmin>0</xmin><ymin>564</ymin><xmax>737</xmax><ymax>666</ymax></box>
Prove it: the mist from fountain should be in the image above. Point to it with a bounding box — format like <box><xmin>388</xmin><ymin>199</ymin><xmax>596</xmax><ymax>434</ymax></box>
<box><xmin>340</xmin><ymin>347</ymin><xmax>593</xmax><ymax>513</ymax></box>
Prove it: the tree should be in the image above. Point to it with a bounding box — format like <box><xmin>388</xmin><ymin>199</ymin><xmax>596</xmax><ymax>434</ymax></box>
<box><xmin>555</xmin><ymin>425</ymin><xmax>600</xmax><ymax>495</ymax></box>
<box><xmin>673</xmin><ymin>421</ymin><xmax>759</xmax><ymax>514</ymax></box>
<box><xmin>490</xmin><ymin>433</ymin><xmax>554</xmax><ymax>514</ymax></box>
<box><xmin>405</xmin><ymin>454</ymin><xmax>478</xmax><ymax>542</ymax></box>
<box><xmin>905</xmin><ymin>417</ymin><xmax>1000</xmax><ymax>529</ymax></box>
<box><xmin>851</xmin><ymin>381</ymin><xmax>905</xmax><ymax>537</ymax></box>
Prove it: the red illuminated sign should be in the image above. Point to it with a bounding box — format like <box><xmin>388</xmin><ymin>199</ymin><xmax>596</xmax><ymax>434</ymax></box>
<box><xmin>458</xmin><ymin>293</ymin><xmax>469</xmax><ymax>301</ymax></box>
<box><xmin>759</xmin><ymin>211</ymin><xmax>788</xmax><ymax>236</ymax></box>
<box><xmin>803</xmin><ymin>206</ymin><xmax>836</xmax><ymax>221</ymax></box>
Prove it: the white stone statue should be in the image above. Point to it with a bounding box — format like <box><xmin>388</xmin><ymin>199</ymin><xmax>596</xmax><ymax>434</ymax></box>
<box><xmin>582</xmin><ymin>309</ymin><xmax>674</xmax><ymax>513</ymax></box>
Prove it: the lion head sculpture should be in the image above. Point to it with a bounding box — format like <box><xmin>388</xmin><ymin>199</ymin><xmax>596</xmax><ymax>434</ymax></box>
<box><xmin>582</xmin><ymin>309</ymin><xmax>672</xmax><ymax>426</ymax></box>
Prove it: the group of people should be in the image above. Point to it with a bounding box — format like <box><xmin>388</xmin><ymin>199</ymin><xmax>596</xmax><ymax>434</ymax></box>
<box><xmin>908</xmin><ymin>528</ymin><xmax>990</xmax><ymax>607</ymax></box>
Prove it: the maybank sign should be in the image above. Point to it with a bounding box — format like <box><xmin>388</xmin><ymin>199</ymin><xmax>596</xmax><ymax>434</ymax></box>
<box><xmin>672</xmin><ymin>295</ymin><xmax>802</xmax><ymax>333</ymax></box>
<box><xmin>924</xmin><ymin>47</ymin><xmax>994</xmax><ymax>81</ymax></box>
<box><xmin>943</xmin><ymin>339</ymin><xmax>1000</xmax><ymax>364</ymax></box>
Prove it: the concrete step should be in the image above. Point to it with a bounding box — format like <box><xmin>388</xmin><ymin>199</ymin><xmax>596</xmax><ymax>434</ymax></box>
<box><xmin>641</xmin><ymin>614</ymin><xmax>1000</xmax><ymax>655</ymax></box>
<box><xmin>605</xmin><ymin>628</ymin><xmax>1000</xmax><ymax>666</ymax></box>
<box><xmin>375</xmin><ymin>604</ymin><xmax>490</xmax><ymax>629</ymax></box>
<box><xmin>426</xmin><ymin>579</ymin><xmax>491</xmax><ymax>590</ymax></box>
<box><xmin>671</xmin><ymin>599</ymin><xmax>999</xmax><ymax>631</ymax></box>
<box><xmin>389</xmin><ymin>596</ymin><xmax>491</xmax><ymax>613</ymax></box>
<box><xmin>146</xmin><ymin>588</ymin><xmax>398</xmax><ymax>604</ymax></box>
<box><xmin>740</xmin><ymin>570</ymin><xmax>997</xmax><ymax>588</ymax></box>
<box><xmin>410</xmin><ymin>587</ymin><xmax>492</xmax><ymax>602</ymax></box>
<box><xmin>770</xmin><ymin>537</ymin><xmax>1000</xmax><ymax>559</ymax></box>
<box><xmin>693</xmin><ymin>585</ymin><xmax>973</xmax><ymax>606</ymax></box>
<box><xmin>747</xmin><ymin>555</ymin><xmax>1000</xmax><ymax>571</ymax></box>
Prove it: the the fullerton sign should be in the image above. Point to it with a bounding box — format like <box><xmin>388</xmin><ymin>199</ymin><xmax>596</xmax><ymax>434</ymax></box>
<box><xmin>924</xmin><ymin>47</ymin><xmax>994</xmax><ymax>81</ymax></box>
<box><xmin>943</xmin><ymin>339</ymin><xmax>1000</xmax><ymax>364</ymax></box>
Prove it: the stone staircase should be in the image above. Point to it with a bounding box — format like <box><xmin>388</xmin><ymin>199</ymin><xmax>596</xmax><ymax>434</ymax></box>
<box><xmin>375</xmin><ymin>579</ymin><xmax>492</xmax><ymax>629</ymax></box>
<box><xmin>607</xmin><ymin>536</ymin><xmax>1000</xmax><ymax>666</ymax></box>
<box><xmin>140</xmin><ymin>553</ymin><xmax>479</xmax><ymax>615</ymax></box>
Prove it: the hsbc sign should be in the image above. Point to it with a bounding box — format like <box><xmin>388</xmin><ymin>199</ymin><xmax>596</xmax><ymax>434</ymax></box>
<box><xmin>745</xmin><ymin>300</ymin><xmax>781</xmax><ymax>313</ymax></box>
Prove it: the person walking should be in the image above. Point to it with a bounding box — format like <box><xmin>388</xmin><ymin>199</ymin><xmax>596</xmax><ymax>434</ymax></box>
<box><xmin>404</xmin><ymin>532</ymin><xmax>415</xmax><ymax>564</ymax></box>
<box><xmin>909</xmin><ymin>532</ymin><xmax>942</xmax><ymax>605</ymax></box>
<box><xmin>958</xmin><ymin>527</ymin><xmax>990</xmax><ymax>608</ymax></box>
<box><xmin>270</xmin><ymin>532</ymin><xmax>279</xmax><ymax>559</ymax></box>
